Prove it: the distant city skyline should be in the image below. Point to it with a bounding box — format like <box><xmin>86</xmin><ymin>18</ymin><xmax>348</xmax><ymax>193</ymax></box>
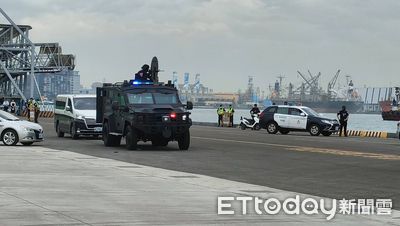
<box><xmin>1</xmin><ymin>0</ymin><xmax>400</xmax><ymax>93</ymax></box>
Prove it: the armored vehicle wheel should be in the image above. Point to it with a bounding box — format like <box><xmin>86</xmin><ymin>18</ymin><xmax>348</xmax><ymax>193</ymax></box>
<box><xmin>126</xmin><ymin>125</ymin><xmax>138</xmax><ymax>150</ymax></box>
<box><xmin>103</xmin><ymin>123</ymin><xmax>121</xmax><ymax>147</ymax></box>
<box><xmin>178</xmin><ymin>130</ymin><xmax>190</xmax><ymax>150</ymax></box>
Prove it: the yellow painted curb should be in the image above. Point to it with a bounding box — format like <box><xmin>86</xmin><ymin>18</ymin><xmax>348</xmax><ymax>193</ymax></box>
<box><xmin>334</xmin><ymin>130</ymin><xmax>389</xmax><ymax>139</ymax></box>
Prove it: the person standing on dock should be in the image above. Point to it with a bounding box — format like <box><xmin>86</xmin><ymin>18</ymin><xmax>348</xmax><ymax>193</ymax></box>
<box><xmin>3</xmin><ymin>99</ymin><xmax>9</xmax><ymax>112</ymax></box>
<box><xmin>10</xmin><ymin>100</ymin><xmax>16</xmax><ymax>114</ymax></box>
<box><xmin>337</xmin><ymin>106</ymin><xmax>349</xmax><ymax>137</ymax></box>
<box><xmin>34</xmin><ymin>100</ymin><xmax>40</xmax><ymax>123</ymax></box>
<box><xmin>217</xmin><ymin>105</ymin><xmax>225</xmax><ymax>127</ymax></box>
<box><xmin>227</xmin><ymin>105</ymin><xmax>235</xmax><ymax>127</ymax></box>
<box><xmin>26</xmin><ymin>98</ymin><xmax>34</xmax><ymax>121</ymax></box>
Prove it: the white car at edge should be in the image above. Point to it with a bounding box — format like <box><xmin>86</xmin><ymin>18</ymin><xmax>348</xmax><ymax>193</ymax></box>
<box><xmin>0</xmin><ymin>110</ymin><xmax>44</xmax><ymax>146</ymax></box>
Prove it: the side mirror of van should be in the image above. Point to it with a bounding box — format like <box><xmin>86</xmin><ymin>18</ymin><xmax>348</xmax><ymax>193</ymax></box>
<box><xmin>65</xmin><ymin>106</ymin><xmax>72</xmax><ymax>112</ymax></box>
<box><xmin>112</xmin><ymin>101</ymin><xmax>120</xmax><ymax>111</ymax></box>
<box><xmin>300</xmin><ymin>112</ymin><xmax>306</xmax><ymax>117</ymax></box>
<box><xmin>186</xmin><ymin>101</ymin><xmax>193</xmax><ymax>110</ymax></box>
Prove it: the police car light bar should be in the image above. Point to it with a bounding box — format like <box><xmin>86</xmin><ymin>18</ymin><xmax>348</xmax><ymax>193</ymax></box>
<box><xmin>130</xmin><ymin>80</ymin><xmax>154</xmax><ymax>86</ymax></box>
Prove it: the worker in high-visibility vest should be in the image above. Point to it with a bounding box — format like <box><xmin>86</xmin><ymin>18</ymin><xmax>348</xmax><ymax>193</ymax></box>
<box><xmin>217</xmin><ymin>105</ymin><xmax>225</xmax><ymax>127</ymax></box>
<box><xmin>227</xmin><ymin>104</ymin><xmax>235</xmax><ymax>127</ymax></box>
<box><xmin>26</xmin><ymin>98</ymin><xmax>34</xmax><ymax>121</ymax></box>
<box><xmin>33</xmin><ymin>100</ymin><xmax>40</xmax><ymax>123</ymax></box>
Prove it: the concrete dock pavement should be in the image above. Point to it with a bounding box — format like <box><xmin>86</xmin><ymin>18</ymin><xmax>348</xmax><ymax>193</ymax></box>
<box><xmin>0</xmin><ymin>145</ymin><xmax>399</xmax><ymax>225</ymax></box>
<box><xmin>19</xmin><ymin>118</ymin><xmax>400</xmax><ymax>211</ymax></box>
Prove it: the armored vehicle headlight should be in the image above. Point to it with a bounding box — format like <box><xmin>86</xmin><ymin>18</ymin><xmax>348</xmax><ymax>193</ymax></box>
<box><xmin>182</xmin><ymin>115</ymin><xmax>187</xmax><ymax>121</ymax></box>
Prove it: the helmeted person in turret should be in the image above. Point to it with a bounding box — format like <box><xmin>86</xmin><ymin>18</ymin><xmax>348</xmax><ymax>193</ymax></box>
<box><xmin>135</xmin><ymin>64</ymin><xmax>153</xmax><ymax>82</ymax></box>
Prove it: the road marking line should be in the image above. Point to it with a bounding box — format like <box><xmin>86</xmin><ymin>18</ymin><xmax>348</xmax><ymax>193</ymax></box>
<box><xmin>192</xmin><ymin>136</ymin><xmax>400</xmax><ymax>161</ymax></box>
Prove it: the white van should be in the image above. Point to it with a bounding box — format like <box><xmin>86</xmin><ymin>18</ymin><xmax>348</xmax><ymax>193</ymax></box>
<box><xmin>54</xmin><ymin>95</ymin><xmax>102</xmax><ymax>139</ymax></box>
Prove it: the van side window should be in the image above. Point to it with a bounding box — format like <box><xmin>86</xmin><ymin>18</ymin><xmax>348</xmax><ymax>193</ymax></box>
<box><xmin>67</xmin><ymin>98</ymin><xmax>73</xmax><ymax>110</ymax></box>
<box><xmin>55</xmin><ymin>100</ymin><xmax>66</xmax><ymax>110</ymax></box>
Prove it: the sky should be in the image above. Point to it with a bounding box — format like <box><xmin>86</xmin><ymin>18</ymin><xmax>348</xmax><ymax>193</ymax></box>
<box><xmin>1</xmin><ymin>0</ymin><xmax>400</xmax><ymax>93</ymax></box>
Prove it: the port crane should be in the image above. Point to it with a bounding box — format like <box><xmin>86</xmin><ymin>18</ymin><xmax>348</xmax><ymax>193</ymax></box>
<box><xmin>0</xmin><ymin>8</ymin><xmax>74</xmax><ymax>101</ymax></box>
<box><xmin>327</xmin><ymin>70</ymin><xmax>341</xmax><ymax>98</ymax></box>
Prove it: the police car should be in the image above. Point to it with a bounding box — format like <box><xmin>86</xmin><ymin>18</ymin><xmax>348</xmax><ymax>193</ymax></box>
<box><xmin>259</xmin><ymin>105</ymin><xmax>340</xmax><ymax>136</ymax></box>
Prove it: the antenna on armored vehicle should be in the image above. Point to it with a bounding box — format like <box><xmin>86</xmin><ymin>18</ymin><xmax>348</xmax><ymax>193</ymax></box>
<box><xmin>150</xmin><ymin>56</ymin><xmax>159</xmax><ymax>83</ymax></box>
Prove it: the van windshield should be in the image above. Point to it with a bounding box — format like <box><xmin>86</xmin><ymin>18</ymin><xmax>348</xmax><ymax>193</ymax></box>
<box><xmin>74</xmin><ymin>98</ymin><xmax>96</xmax><ymax>110</ymax></box>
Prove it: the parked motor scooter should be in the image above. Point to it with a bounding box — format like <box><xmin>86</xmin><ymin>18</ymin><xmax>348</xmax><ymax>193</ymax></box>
<box><xmin>240</xmin><ymin>113</ymin><xmax>261</xmax><ymax>130</ymax></box>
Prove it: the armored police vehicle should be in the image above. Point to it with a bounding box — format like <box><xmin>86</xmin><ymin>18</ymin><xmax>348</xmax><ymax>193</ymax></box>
<box><xmin>96</xmin><ymin>57</ymin><xmax>193</xmax><ymax>150</ymax></box>
<box><xmin>259</xmin><ymin>105</ymin><xmax>340</xmax><ymax>136</ymax></box>
<box><xmin>96</xmin><ymin>80</ymin><xmax>193</xmax><ymax>150</ymax></box>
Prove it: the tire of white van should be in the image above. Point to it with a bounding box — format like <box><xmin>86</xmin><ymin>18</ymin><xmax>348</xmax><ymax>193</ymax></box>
<box><xmin>266</xmin><ymin>122</ymin><xmax>278</xmax><ymax>134</ymax></box>
<box><xmin>56</xmin><ymin>121</ymin><xmax>64</xmax><ymax>138</ymax></box>
<box><xmin>309</xmin><ymin>124</ymin><xmax>321</xmax><ymax>136</ymax></box>
<box><xmin>103</xmin><ymin>123</ymin><xmax>121</xmax><ymax>147</ymax></box>
<box><xmin>71</xmin><ymin>123</ymin><xmax>79</xmax><ymax>140</ymax></box>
